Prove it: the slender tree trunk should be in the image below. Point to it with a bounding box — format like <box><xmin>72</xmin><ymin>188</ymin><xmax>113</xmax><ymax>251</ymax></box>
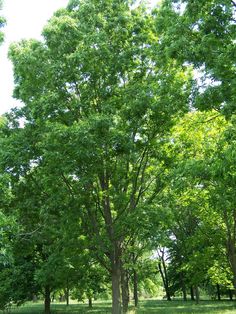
<box><xmin>158</xmin><ymin>257</ymin><xmax>171</xmax><ymax>301</ymax></box>
<box><xmin>225</xmin><ymin>209</ymin><xmax>236</xmax><ymax>296</ymax></box>
<box><xmin>190</xmin><ymin>286</ymin><xmax>195</xmax><ymax>301</ymax></box>
<box><xmin>44</xmin><ymin>285</ymin><xmax>51</xmax><ymax>314</ymax></box>
<box><xmin>65</xmin><ymin>290</ymin><xmax>69</xmax><ymax>306</ymax></box>
<box><xmin>65</xmin><ymin>279</ymin><xmax>69</xmax><ymax>306</ymax></box>
<box><xmin>88</xmin><ymin>297</ymin><xmax>92</xmax><ymax>308</ymax></box>
<box><xmin>194</xmin><ymin>286</ymin><xmax>200</xmax><ymax>304</ymax></box>
<box><xmin>100</xmin><ymin>172</ymin><xmax>122</xmax><ymax>314</ymax></box>
<box><xmin>229</xmin><ymin>289</ymin><xmax>233</xmax><ymax>300</ymax></box>
<box><xmin>227</xmin><ymin>237</ymin><xmax>236</xmax><ymax>294</ymax></box>
<box><xmin>182</xmin><ymin>286</ymin><xmax>187</xmax><ymax>301</ymax></box>
<box><xmin>216</xmin><ymin>284</ymin><xmax>221</xmax><ymax>301</ymax></box>
<box><xmin>32</xmin><ymin>294</ymin><xmax>37</xmax><ymax>302</ymax></box>
<box><xmin>121</xmin><ymin>262</ymin><xmax>129</xmax><ymax>313</ymax></box>
<box><xmin>133</xmin><ymin>268</ymin><xmax>138</xmax><ymax>307</ymax></box>
<box><xmin>111</xmin><ymin>242</ymin><xmax>122</xmax><ymax>314</ymax></box>
<box><xmin>111</xmin><ymin>260</ymin><xmax>121</xmax><ymax>314</ymax></box>
<box><xmin>180</xmin><ymin>273</ymin><xmax>187</xmax><ymax>301</ymax></box>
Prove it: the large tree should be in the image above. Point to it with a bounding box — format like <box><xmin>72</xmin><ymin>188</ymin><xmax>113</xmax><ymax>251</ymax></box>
<box><xmin>6</xmin><ymin>0</ymin><xmax>191</xmax><ymax>313</ymax></box>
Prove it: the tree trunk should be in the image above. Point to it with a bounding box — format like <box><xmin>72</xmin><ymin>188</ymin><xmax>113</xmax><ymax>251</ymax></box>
<box><xmin>133</xmin><ymin>268</ymin><xmax>138</xmax><ymax>307</ymax></box>
<box><xmin>182</xmin><ymin>286</ymin><xmax>187</xmax><ymax>301</ymax></box>
<box><xmin>121</xmin><ymin>262</ymin><xmax>129</xmax><ymax>313</ymax></box>
<box><xmin>158</xmin><ymin>257</ymin><xmax>171</xmax><ymax>301</ymax></box>
<box><xmin>229</xmin><ymin>289</ymin><xmax>233</xmax><ymax>300</ymax></box>
<box><xmin>44</xmin><ymin>285</ymin><xmax>51</xmax><ymax>314</ymax></box>
<box><xmin>65</xmin><ymin>279</ymin><xmax>69</xmax><ymax>306</ymax></box>
<box><xmin>194</xmin><ymin>286</ymin><xmax>200</xmax><ymax>304</ymax></box>
<box><xmin>216</xmin><ymin>284</ymin><xmax>221</xmax><ymax>301</ymax></box>
<box><xmin>112</xmin><ymin>262</ymin><xmax>121</xmax><ymax>314</ymax></box>
<box><xmin>111</xmin><ymin>243</ymin><xmax>121</xmax><ymax>314</ymax></box>
<box><xmin>225</xmin><ymin>210</ymin><xmax>236</xmax><ymax>296</ymax></box>
<box><xmin>100</xmin><ymin>172</ymin><xmax>122</xmax><ymax>314</ymax></box>
<box><xmin>32</xmin><ymin>294</ymin><xmax>37</xmax><ymax>302</ymax></box>
<box><xmin>180</xmin><ymin>273</ymin><xmax>187</xmax><ymax>301</ymax></box>
<box><xmin>190</xmin><ymin>286</ymin><xmax>195</xmax><ymax>301</ymax></box>
<box><xmin>88</xmin><ymin>297</ymin><xmax>92</xmax><ymax>308</ymax></box>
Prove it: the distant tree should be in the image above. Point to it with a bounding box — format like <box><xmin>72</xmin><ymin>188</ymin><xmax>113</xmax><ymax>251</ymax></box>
<box><xmin>162</xmin><ymin>111</ymin><xmax>235</xmax><ymax>298</ymax></box>
<box><xmin>206</xmin><ymin>119</ymin><xmax>236</xmax><ymax>290</ymax></box>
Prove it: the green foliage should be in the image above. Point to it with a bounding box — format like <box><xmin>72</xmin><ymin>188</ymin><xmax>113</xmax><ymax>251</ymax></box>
<box><xmin>4</xmin><ymin>1</ymin><xmax>192</xmax><ymax>311</ymax></box>
<box><xmin>158</xmin><ymin>111</ymin><xmax>236</xmax><ymax>294</ymax></box>
<box><xmin>0</xmin><ymin>0</ymin><xmax>5</xmax><ymax>44</ymax></box>
<box><xmin>1</xmin><ymin>0</ymin><xmax>236</xmax><ymax>310</ymax></box>
<box><xmin>156</xmin><ymin>0</ymin><xmax>236</xmax><ymax>116</ymax></box>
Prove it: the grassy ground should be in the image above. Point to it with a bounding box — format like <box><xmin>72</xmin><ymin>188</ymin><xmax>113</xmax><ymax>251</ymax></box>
<box><xmin>5</xmin><ymin>299</ymin><xmax>236</xmax><ymax>314</ymax></box>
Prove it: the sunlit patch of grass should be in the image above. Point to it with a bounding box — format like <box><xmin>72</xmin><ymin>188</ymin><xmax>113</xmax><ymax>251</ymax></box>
<box><xmin>4</xmin><ymin>299</ymin><xmax>236</xmax><ymax>314</ymax></box>
<box><xmin>137</xmin><ymin>300</ymin><xmax>236</xmax><ymax>313</ymax></box>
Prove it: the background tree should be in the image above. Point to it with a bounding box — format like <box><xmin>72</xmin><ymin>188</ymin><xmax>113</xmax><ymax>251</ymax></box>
<box><xmin>160</xmin><ymin>111</ymin><xmax>235</xmax><ymax>299</ymax></box>
<box><xmin>155</xmin><ymin>0</ymin><xmax>236</xmax><ymax>116</ymax></box>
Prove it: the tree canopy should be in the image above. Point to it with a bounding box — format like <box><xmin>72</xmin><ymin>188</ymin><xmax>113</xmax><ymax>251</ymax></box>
<box><xmin>0</xmin><ymin>0</ymin><xmax>235</xmax><ymax>313</ymax></box>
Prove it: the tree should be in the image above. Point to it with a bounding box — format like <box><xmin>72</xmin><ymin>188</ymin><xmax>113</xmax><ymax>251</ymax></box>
<box><xmin>161</xmin><ymin>111</ymin><xmax>236</xmax><ymax>298</ymax></box>
<box><xmin>155</xmin><ymin>0</ymin><xmax>236</xmax><ymax>116</ymax></box>
<box><xmin>205</xmin><ymin>118</ymin><xmax>236</xmax><ymax>290</ymax></box>
<box><xmin>6</xmin><ymin>1</ymin><xmax>191</xmax><ymax>313</ymax></box>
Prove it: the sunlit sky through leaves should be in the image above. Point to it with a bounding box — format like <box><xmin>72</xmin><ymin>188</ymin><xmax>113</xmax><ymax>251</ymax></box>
<box><xmin>0</xmin><ymin>0</ymin><xmax>156</xmax><ymax>115</ymax></box>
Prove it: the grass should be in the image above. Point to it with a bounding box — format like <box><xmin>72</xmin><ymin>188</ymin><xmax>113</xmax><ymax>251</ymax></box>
<box><xmin>4</xmin><ymin>299</ymin><xmax>236</xmax><ymax>314</ymax></box>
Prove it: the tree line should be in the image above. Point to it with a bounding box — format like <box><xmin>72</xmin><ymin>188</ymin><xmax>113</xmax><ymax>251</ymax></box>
<box><xmin>0</xmin><ymin>0</ymin><xmax>235</xmax><ymax>313</ymax></box>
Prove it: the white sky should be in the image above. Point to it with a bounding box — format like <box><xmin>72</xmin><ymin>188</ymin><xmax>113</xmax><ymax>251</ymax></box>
<box><xmin>0</xmin><ymin>0</ymin><xmax>69</xmax><ymax>115</ymax></box>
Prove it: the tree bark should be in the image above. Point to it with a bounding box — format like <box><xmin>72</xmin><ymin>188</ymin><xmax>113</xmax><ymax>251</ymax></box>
<box><xmin>65</xmin><ymin>291</ymin><xmax>69</xmax><ymax>306</ymax></box>
<box><xmin>32</xmin><ymin>294</ymin><xmax>37</xmax><ymax>302</ymax></box>
<box><xmin>111</xmin><ymin>259</ymin><xmax>121</xmax><ymax>314</ymax></box>
<box><xmin>158</xmin><ymin>257</ymin><xmax>171</xmax><ymax>301</ymax></box>
<box><xmin>44</xmin><ymin>285</ymin><xmax>51</xmax><ymax>314</ymax></box>
<box><xmin>133</xmin><ymin>268</ymin><xmax>138</xmax><ymax>307</ymax></box>
<box><xmin>224</xmin><ymin>209</ymin><xmax>236</xmax><ymax>296</ymax></box>
<box><xmin>180</xmin><ymin>273</ymin><xmax>187</xmax><ymax>301</ymax></box>
<box><xmin>100</xmin><ymin>172</ymin><xmax>122</xmax><ymax>314</ymax></box>
<box><xmin>65</xmin><ymin>279</ymin><xmax>70</xmax><ymax>306</ymax></box>
<box><xmin>121</xmin><ymin>262</ymin><xmax>129</xmax><ymax>313</ymax></box>
<box><xmin>182</xmin><ymin>286</ymin><xmax>187</xmax><ymax>301</ymax></box>
<box><xmin>190</xmin><ymin>286</ymin><xmax>195</xmax><ymax>301</ymax></box>
<box><xmin>194</xmin><ymin>286</ymin><xmax>200</xmax><ymax>304</ymax></box>
<box><xmin>88</xmin><ymin>297</ymin><xmax>92</xmax><ymax>308</ymax></box>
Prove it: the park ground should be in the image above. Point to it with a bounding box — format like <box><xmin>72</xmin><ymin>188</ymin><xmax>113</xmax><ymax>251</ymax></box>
<box><xmin>4</xmin><ymin>299</ymin><xmax>236</xmax><ymax>314</ymax></box>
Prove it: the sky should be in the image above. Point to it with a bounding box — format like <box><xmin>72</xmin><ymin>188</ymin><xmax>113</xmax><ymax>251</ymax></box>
<box><xmin>0</xmin><ymin>0</ymin><xmax>69</xmax><ymax>115</ymax></box>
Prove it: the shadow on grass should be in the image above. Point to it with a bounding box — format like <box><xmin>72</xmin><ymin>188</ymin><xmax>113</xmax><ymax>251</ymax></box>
<box><xmin>137</xmin><ymin>300</ymin><xmax>236</xmax><ymax>313</ymax></box>
<box><xmin>8</xmin><ymin>302</ymin><xmax>112</xmax><ymax>314</ymax></box>
<box><xmin>6</xmin><ymin>300</ymin><xmax>236</xmax><ymax>314</ymax></box>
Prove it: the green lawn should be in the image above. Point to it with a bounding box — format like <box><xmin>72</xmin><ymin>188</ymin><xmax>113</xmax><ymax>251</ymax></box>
<box><xmin>5</xmin><ymin>300</ymin><xmax>236</xmax><ymax>314</ymax></box>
